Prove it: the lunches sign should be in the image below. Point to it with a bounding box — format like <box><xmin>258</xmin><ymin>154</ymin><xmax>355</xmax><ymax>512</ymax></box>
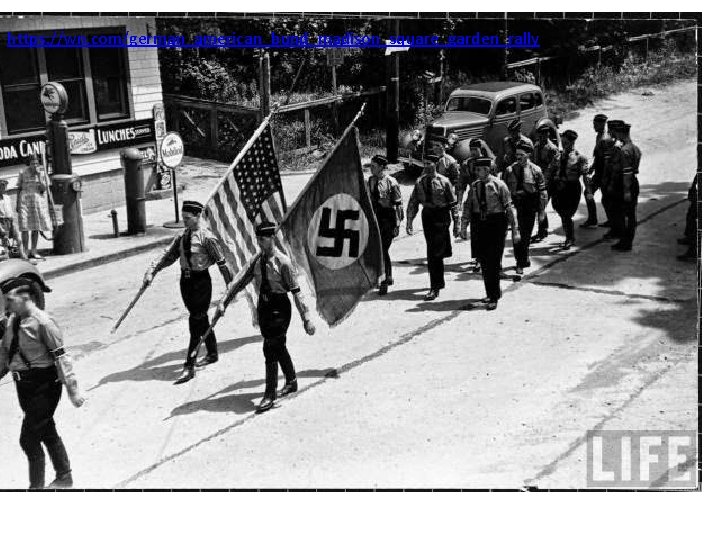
<box><xmin>95</xmin><ymin>119</ymin><xmax>155</xmax><ymax>150</ymax></box>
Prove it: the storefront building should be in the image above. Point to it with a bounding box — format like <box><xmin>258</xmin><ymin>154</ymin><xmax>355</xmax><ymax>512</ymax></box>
<box><xmin>0</xmin><ymin>15</ymin><xmax>164</xmax><ymax>212</ymax></box>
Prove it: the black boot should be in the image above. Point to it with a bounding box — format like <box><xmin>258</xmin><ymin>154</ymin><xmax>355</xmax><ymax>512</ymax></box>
<box><xmin>258</xmin><ymin>362</ymin><xmax>278</xmax><ymax>413</ymax></box>
<box><xmin>279</xmin><ymin>379</ymin><xmax>298</xmax><ymax>397</ymax></box>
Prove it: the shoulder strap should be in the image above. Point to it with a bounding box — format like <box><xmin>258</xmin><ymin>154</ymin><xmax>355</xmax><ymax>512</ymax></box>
<box><xmin>182</xmin><ymin>230</ymin><xmax>193</xmax><ymax>267</ymax></box>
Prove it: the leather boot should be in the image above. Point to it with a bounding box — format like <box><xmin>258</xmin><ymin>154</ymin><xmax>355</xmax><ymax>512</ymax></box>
<box><xmin>47</xmin><ymin>472</ymin><xmax>73</xmax><ymax>489</ymax></box>
<box><xmin>258</xmin><ymin>363</ymin><xmax>278</xmax><ymax>413</ymax></box>
<box><xmin>174</xmin><ymin>365</ymin><xmax>195</xmax><ymax>385</ymax></box>
<box><xmin>279</xmin><ymin>379</ymin><xmax>298</xmax><ymax>397</ymax></box>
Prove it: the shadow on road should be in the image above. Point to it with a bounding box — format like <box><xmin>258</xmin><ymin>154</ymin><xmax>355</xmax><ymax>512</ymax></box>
<box><xmin>87</xmin><ymin>335</ymin><xmax>263</xmax><ymax>391</ymax></box>
<box><xmin>166</xmin><ymin>368</ymin><xmax>337</xmax><ymax>418</ymax></box>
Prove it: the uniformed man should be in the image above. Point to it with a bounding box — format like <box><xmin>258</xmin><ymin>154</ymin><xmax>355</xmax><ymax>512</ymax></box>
<box><xmin>582</xmin><ymin>113</ymin><xmax>614</xmax><ymax>228</ymax></box>
<box><xmin>368</xmin><ymin>155</ymin><xmax>403</xmax><ymax>295</ymax></box>
<box><xmin>460</xmin><ymin>138</ymin><xmax>497</xmax><ymax>272</ymax></box>
<box><xmin>502</xmin><ymin>140</ymin><xmax>547</xmax><ymax>275</ymax></box>
<box><xmin>0</xmin><ymin>277</ymin><xmax>73</xmax><ymax>489</ymax></box>
<box><xmin>431</xmin><ymin>141</ymin><xmax>461</xmax><ymax>237</ymax></box>
<box><xmin>220</xmin><ymin>221</ymin><xmax>315</xmax><ymax>413</ymax></box>
<box><xmin>608</xmin><ymin>121</ymin><xmax>642</xmax><ymax>251</ymax></box>
<box><xmin>602</xmin><ymin>120</ymin><xmax>626</xmax><ymax>241</ymax></box>
<box><xmin>406</xmin><ymin>153</ymin><xmax>457</xmax><ymax>300</ymax></box>
<box><xmin>531</xmin><ymin>125</ymin><xmax>560</xmax><ymax>243</ymax></box>
<box><xmin>550</xmin><ymin>130</ymin><xmax>589</xmax><ymax>249</ymax></box>
<box><xmin>498</xmin><ymin>118</ymin><xmax>533</xmax><ymax>173</ymax></box>
<box><xmin>460</xmin><ymin>158</ymin><xmax>520</xmax><ymax>310</ymax></box>
<box><xmin>143</xmin><ymin>200</ymin><xmax>232</xmax><ymax>384</ymax></box>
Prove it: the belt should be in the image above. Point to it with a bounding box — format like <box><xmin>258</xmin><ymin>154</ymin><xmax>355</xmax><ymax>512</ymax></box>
<box><xmin>12</xmin><ymin>366</ymin><xmax>57</xmax><ymax>382</ymax></box>
<box><xmin>181</xmin><ymin>267</ymin><xmax>210</xmax><ymax>278</ymax></box>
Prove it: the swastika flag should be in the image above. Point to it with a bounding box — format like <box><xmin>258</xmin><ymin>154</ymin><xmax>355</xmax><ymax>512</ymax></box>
<box><xmin>280</xmin><ymin>126</ymin><xmax>383</xmax><ymax>327</ymax></box>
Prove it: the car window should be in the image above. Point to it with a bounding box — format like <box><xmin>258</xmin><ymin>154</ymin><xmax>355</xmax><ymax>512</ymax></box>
<box><xmin>534</xmin><ymin>92</ymin><xmax>543</xmax><ymax>107</ymax></box>
<box><xmin>446</xmin><ymin>96</ymin><xmax>492</xmax><ymax>115</ymax></box>
<box><xmin>519</xmin><ymin>93</ymin><xmax>534</xmax><ymax>111</ymax></box>
<box><xmin>495</xmin><ymin>97</ymin><xmax>517</xmax><ymax>116</ymax></box>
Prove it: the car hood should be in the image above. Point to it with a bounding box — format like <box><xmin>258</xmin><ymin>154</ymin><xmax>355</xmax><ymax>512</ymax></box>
<box><xmin>429</xmin><ymin>112</ymin><xmax>491</xmax><ymax>132</ymax></box>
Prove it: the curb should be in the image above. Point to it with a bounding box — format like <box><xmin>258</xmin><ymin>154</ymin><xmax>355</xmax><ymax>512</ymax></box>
<box><xmin>43</xmin><ymin>237</ymin><xmax>171</xmax><ymax>281</ymax></box>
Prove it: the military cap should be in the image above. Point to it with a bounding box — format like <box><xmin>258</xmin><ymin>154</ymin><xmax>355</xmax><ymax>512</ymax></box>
<box><xmin>469</xmin><ymin>138</ymin><xmax>485</xmax><ymax>149</ymax></box>
<box><xmin>1</xmin><ymin>277</ymin><xmax>35</xmax><ymax>295</ymax></box>
<box><xmin>508</xmin><ymin>119</ymin><xmax>523</xmax><ymax>131</ymax></box>
<box><xmin>422</xmin><ymin>153</ymin><xmax>440</xmax><ymax>163</ymax></box>
<box><xmin>473</xmin><ymin>157</ymin><xmax>493</xmax><ymax>168</ymax></box>
<box><xmin>594</xmin><ymin>113</ymin><xmax>608</xmax><ymax>122</ymax></box>
<box><xmin>182</xmin><ymin>200</ymin><xmax>204</xmax><ymax>215</ymax></box>
<box><xmin>606</xmin><ymin>120</ymin><xmax>625</xmax><ymax>130</ymax></box>
<box><xmin>371</xmin><ymin>155</ymin><xmax>388</xmax><ymax>167</ymax></box>
<box><xmin>560</xmin><ymin>130</ymin><xmax>579</xmax><ymax>141</ymax></box>
<box><xmin>255</xmin><ymin>221</ymin><xmax>277</xmax><ymax>237</ymax></box>
<box><xmin>516</xmin><ymin>140</ymin><xmax>533</xmax><ymax>153</ymax></box>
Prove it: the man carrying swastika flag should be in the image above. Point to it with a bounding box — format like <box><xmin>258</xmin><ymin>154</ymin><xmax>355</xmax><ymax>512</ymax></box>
<box><xmin>208</xmin><ymin>107</ymin><xmax>384</xmax><ymax>411</ymax></box>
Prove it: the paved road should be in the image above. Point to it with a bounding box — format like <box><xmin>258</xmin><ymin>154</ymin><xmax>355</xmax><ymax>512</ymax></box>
<box><xmin>0</xmin><ymin>80</ymin><xmax>698</xmax><ymax>489</ymax></box>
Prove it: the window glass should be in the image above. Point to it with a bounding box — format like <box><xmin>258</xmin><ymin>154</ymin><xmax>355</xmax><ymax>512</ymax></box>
<box><xmin>519</xmin><ymin>93</ymin><xmax>534</xmax><ymax>111</ymax></box>
<box><xmin>446</xmin><ymin>96</ymin><xmax>491</xmax><ymax>115</ymax></box>
<box><xmin>0</xmin><ymin>48</ymin><xmax>39</xmax><ymax>86</ymax></box>
<box><xmin>90</xmin><ymin>47</ymin><xmax>129</xmax><ymax>118</ymax></box>
<box><xmin>44</xmin><ymin>48</ymin><xmax>88</xmax><ymax>123</ymax></box>
<box><xmin>0</xmin><ymin>46</ymin><xmax>44</xmax><ymax>133</ymax></box>
<box><xmin>534</xmin><ymin>92</ymin><xmax>543</xmax><ymax>106</ymax></box>
<box><xmin>496</xmin><ymin>97</ymin><xmax>517</xmax><ymax>116</ymax></box>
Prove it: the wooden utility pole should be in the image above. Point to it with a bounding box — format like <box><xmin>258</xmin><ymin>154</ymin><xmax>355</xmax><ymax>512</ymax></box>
<box><xmin>259</xmin><ymin>52</ymin><xmax>271</xmax><ymax>117</ymax></box>
<box><xmin>386</xmin><ymin>19</ymin><xmax>400</xmax><ymax>163</ymax></box>
<box><xmin>501</xmin><ymin>15</ymin><xmax>509</xmax><ymax>81</ymax></box>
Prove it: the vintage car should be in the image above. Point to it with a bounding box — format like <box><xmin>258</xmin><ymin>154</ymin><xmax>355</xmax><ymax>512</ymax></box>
<box><xmin>400</xmin><ymin>81</ymin><xmax>561</xmax><ymax>170</ymax></box>
<box><xmin>0</xmin><ymin>258</ymin><xmax>52</xmax><ymax>310</ymax></box>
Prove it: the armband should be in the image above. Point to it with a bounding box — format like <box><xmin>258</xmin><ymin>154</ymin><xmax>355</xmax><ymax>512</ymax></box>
<box><xmin>49</xmin><ymin>346</ymin><xmax>66</xmax><ymax>360</ymax></box>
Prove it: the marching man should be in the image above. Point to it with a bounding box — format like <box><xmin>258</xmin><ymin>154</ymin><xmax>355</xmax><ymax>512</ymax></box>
<box><xmin>220</xmin><ymin>221</ymin><xmax>316</xmax><ymax>413</ymax></box>
<box><xmin>460</xmin><ymin>158</ymin><xmax>520</xmax><ymax>310</ymax></box>
<box><xmin>143</xmin><ymin>200</ymin><xmax>232</xmax><ymax>384</ymax></box>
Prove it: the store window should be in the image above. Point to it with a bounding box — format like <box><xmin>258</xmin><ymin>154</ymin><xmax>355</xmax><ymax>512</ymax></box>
<box><xmin>45</xmin><ymin>48</ymin><xmax>89</xmax><ymax>124</ymax></box>
<box><xmin>0</xmin><ymin>28</ymin><xmax>131</xmax><ymax>136</ymax></box>
<box><xmin>90</xmin><ymin>47</ymin><xmax>129</xmax><ymax>120</ymax></box>
<box><xmin>0</xmin><ymin>48</ymin><xmax>45</xmax><ymax>134</ymax></box>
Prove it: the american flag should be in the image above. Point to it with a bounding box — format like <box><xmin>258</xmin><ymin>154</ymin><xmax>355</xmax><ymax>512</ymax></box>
<box><xmin>202</xmin><ymin>121</ymin><xmax>286</xmax><ymax>278</ymax></box>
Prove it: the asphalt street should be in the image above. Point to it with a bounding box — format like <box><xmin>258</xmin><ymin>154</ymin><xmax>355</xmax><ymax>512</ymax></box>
<box><xmin>0</xmin><ymin>80</ymin><xmax>698</xmax><ymax>489</ymax></box>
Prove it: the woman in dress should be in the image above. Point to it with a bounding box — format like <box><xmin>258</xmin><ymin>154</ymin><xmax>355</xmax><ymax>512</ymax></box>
<box><xmin>16</xmin><ymin>154</ymin><xmax>51</xmax><ymax>260</ymax></box>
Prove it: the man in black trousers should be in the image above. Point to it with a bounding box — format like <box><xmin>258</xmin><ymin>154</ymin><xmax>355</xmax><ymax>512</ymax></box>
<box><xmin>0</xmin><ymin>277</ymin><xmax>74</xmax><ymax>489</ymax></box>
<box><xmin>460</xmin><ymin>158</ymin><xmax>520</xmax><ymax>310</ymax></box>
<box><xmin>406</xmin><ymin>154</ymin><xmax>457</xmax><ymax>301</ymax></box>
<box><xmin>144</xmin><ymin>200</ymin><xmax>232</xmax><ymax>384</ymax></box>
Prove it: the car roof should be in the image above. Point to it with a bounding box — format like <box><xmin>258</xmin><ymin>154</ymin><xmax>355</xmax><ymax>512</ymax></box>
<box><xmin>450</xmin><ymin>82</ymin><xmax>541</xmax><ymax>99</ymax></box>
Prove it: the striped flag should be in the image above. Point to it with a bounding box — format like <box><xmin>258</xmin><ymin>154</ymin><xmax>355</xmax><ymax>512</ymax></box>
<box><xmin>201</xmin><ymin>119</ymin><xmax>286</xmax><ymax>293</ymax></box>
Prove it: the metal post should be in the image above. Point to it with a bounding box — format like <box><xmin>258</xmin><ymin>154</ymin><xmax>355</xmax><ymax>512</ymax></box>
<box><xmin>502</xmin><ymin>15</ymin><xmax>509</xmax><ymax>81</ymax></box>
<box><xmin>261</xmin><ymin>52</ymin><xmax>271</xmax><ymax>119</ymax></box>
<box><xmin>172</xmin><ymin>169</ymin><xmax>179</xmax><ymax>223</ymax></box>
<box><xmin>386</xmin><ymin>19</ymin><xmax>400</xmax><ymax>163</ymax></box>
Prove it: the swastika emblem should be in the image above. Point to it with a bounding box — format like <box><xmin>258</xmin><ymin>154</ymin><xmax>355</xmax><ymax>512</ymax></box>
<box><xmin>308</xmin><ymin>194</ymin><xmax>369</xmax><ymax>270</ymax></box>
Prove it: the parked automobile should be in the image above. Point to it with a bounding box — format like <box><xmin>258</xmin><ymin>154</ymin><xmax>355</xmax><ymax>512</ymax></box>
<box><xmin>400</xmin><ymin>81</ymin><xmax>561</xmax><ymax>171</ymax></box>
<box><xmin>0</xmin><ymin>258</ymin><xmax>52</xmax><ymax>310</ymax></box>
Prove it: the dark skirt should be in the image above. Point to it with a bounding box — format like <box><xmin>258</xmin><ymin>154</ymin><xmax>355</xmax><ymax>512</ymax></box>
<box><xmin>551</xmin><ymin>181</ymin><xmax>582</xmax><ymax>218</ymax></box>
<box><xmin>422</xmin><ymin>206</ymin><xmax>452</xmax><ymax>259</ymax></box>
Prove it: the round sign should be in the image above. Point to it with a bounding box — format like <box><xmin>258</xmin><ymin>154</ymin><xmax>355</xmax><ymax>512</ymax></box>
<box><xmin>160</xmin><ymin>132</ymin><xmax>184</xmax><ymax>168</ymax></box>
<box><xmin>307</xmin><ymin>193</ymin><xmax>369</xmax><ymax>270</ymax></box>
<box><xmin>40</xmin><ymin>82</ymin><xmax>68</xmax><ymax>115</ymax></box>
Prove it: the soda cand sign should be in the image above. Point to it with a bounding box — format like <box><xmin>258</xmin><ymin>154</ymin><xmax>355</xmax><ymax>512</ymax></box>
<box><xmin>160</xmin><ymin>132</ymin><xmax>184</xmax><ymax>168</ymax></box>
